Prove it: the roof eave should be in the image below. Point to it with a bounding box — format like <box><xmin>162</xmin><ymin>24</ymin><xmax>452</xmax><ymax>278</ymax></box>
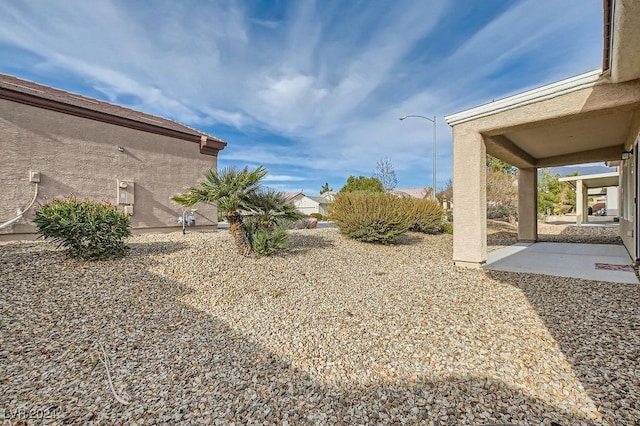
<box><xmin>0</xmin><ymin>86</ymin><xmax>227</xmax><ymax>156</ymax></box>
<box><xmin>445</xmin><ymin>69</ymin><xmax>603</xmax><ymax>127</ymax></box>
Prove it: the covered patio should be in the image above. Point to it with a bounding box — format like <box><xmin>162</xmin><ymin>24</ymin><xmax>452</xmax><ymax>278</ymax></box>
<box><xmin>444</xmin><ymin>0</ymin><xmax>640</xmax><ymax>271</ymax></box>
<box><xmin>559</xmin><ymin>172</ymin><xmax>619</xmax><ymax>225</ymax></box>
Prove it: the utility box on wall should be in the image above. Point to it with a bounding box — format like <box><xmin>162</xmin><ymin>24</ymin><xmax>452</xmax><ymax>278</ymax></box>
<box><xmin>117</xmin><ymin>180</ymin><xmax>135</xmax><ymax>214</ymax></box>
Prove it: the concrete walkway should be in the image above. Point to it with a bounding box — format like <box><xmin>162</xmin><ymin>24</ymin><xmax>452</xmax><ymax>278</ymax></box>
<box><xmin>485</xmin><ymin>242</ymin><xmax>639</xmax><ymax>284</ymax></box>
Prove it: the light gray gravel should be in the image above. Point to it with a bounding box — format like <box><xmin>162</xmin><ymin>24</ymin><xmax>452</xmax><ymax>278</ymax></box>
<box><xmin>488</xmin><ymin>220</ymin><xmax>623</xmax><ymax>252</ymax></box>
<box><xmin>1</xmin><ymin>227</ymin><xmax>638</xmax><ymax>425</ymax></box>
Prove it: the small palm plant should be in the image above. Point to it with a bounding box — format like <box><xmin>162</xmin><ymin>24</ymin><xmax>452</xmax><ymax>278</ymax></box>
<box><xmin>243</xmin><ymin>189</ymin><xmax>306</xmax><ymax>255</ymax></box>
<box><xmin>172</xmin><ymin>166</ymin><xmax>304</xmax><ymax>256</ymax></box>
<box><xmin>173</xmin><ymin>165</ymin><xmax>267</xmax><ymax>256</ymax></box>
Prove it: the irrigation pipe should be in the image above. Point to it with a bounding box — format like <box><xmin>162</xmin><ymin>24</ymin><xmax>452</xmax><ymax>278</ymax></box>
<box><xmin>0</xmin><ymin>183</ymin><xmax>39</xmax><ymax>230</ymax></box>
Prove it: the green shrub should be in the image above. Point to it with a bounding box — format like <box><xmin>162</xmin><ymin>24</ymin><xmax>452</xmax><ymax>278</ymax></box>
<box><xmin>309</xmin><ymin>213</ymin><xmax>323</xmax><ymax>220</ymax></box>
<box><xmin>251</xmin><ymin>227</ymin><xmax>289</xmax><ymax>255</ymax></box>
<box><xmin>243</xmin><ymin>217</ymin><xmax>290</xmax><ymax>255</ymax></box>
<box><xmin>441</xmin><ymin>221</ymin><xmax>453</xmax><ymax>234</ymax></box>
<box><xmin>399</xmin><ymin>198</ymin><xmax>444</xmax><ymax>233</ymax></box>
<box><xmin>33</xmin><ymin>197</ymin><xmax>131</xmax><ymax>260</ymax></box>
<box><xmin>329</xmin><ymin>192</ymin><xmax>412</xmax><ymax>244</ymax></box>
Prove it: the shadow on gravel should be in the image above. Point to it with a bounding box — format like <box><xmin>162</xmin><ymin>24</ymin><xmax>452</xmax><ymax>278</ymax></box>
<box><xmin>0</xmin><ymin>243</ymin><xmax>611</xmax><ymax>425</ymax></box>
<box><xmin>487</xmin><ymin>222</ymin><xmax>622</xmax><ymax>247</ymax></box>
<box><xmin>284</xmin><ymin>233</ymin><xmax>336</xmax><ymax>255</ymax></box>
<box><xmin>393</xmin><ymin>233</ymin><xmax>426</xmax><ymax>245</ymax></box>
<box><xmin>486</xmin><ymin>269</ymin><xmax>640</xmax><ymax>424</ymax></box>
<box><xmin>487</xmin><ymin>231</ymin><xmax>518</xmax><ymax>249</ymax></box>
<box><xmin>537</xmin><ymin>226</ymin><xmax>622</xmax><ymax>245</ymax></box>
<box><xmin>126</xmin><ymin>240</ymin><xmax>187</xmax><ymax>257</ymax></box>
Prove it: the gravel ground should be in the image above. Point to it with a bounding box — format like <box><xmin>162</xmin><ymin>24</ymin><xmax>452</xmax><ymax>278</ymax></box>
<box><xmin>487</xmin><ymin>220</ymin><xmax>623</xmax><ymax>252</ymax></box>
<box><xmin>1</xmin><ymin>226</ymin><xmax>638</xmax><ymax>425</ymax></box>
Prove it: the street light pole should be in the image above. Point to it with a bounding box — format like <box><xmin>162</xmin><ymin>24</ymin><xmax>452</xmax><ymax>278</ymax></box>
<box><xmin>399</xmin><ymin>114</ymin><xmax>437</xmax><ymax>200</ymax></box>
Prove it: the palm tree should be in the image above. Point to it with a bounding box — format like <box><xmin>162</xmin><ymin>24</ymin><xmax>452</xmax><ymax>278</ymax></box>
<box><xmin>244</xmin><ymin>189</ymin><xmax>306</xmax><ymax>228</ymax></box>
<box><xmin>172</xmin><ymin>165</ymin><xmax>268</xmax><ymax>256</ymax></box>
<box><xmin>240</xmin><ymin>189</ymin><xmax>306</xmax><ymax>255</ymax></box>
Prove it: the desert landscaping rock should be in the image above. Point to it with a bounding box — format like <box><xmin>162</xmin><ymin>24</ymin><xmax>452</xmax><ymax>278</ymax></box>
<box><xmin>1</xmin><ymin>225</ymin><xmax>638</xmax><ymax>424</ymax></box>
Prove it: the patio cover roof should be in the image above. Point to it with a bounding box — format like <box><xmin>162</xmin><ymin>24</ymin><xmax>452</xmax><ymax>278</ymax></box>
<box><xmin>559</xmin><ymin>171</ymin><xmax>620</xmax><ymax>189</ymax></box>
<box><xmin>445</xmin><ymin>1</ymin><xmax>640</xmax><ymax>170</ymax></box>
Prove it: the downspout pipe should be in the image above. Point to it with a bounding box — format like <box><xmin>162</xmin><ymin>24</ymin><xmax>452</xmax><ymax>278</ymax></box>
<box><xmin>0</xmin><ymin>183</ymin><xmax>39</xmax><ymax>230</ymax></box>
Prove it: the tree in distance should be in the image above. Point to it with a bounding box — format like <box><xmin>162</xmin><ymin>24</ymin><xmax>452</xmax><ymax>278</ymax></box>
<box><xmin>320</xmin><ymin>182</ymin><xmax>333</xmax><ymax>195</ymax></box>
<box><xmin>374</xmin><ymin>157</ymin><xmax>398</xmax><ymax>190</ymax></box>
<box><xmin>339</xmin><ymin>175</ymin><xmax>385</xmax><ymax>193</ymax></box>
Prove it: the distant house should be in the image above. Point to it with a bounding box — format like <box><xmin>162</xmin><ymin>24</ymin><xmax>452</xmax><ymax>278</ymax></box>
<box><xmin>0</xmin><ymin>73</ymin><xmax>226</xmax><ymax>240</ymax></box>
<box><xmin>388</xmin><ymin>187</ymin><xmax>433</xmax><ymax>199</ymax></box>
<box><xmin>284</xmin><ymin>192</ymin><xmax>331</xmax><ymax>216</ymax></box>
<box><xmin>320</xmin><ymin>190</ymin><xmax>338</xmax><ymax>202</ymax></box>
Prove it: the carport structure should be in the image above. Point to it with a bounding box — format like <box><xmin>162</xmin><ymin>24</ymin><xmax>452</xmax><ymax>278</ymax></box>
<box><xmin>559</xmin><ymin>171</ymin><xmax>619</xmax><ymax>225</ymax></box>
<box><xmin>445</xmin><ymin>0</ymin><xmax>640</xmax><ymax>268</ymax></box>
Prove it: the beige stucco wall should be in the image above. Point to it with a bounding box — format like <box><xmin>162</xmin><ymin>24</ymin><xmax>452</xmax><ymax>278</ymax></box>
<box><xmin>517</xmin><ymin>168</ymin><xmax>537</xmax><ymax>242</ymax></box>
<box><xmin>619</xmin><ymin>112</ymin><xmax>640</xmax><ymax>256</ymax></box>
<box><xmin>0</xmin><ymin>98</ymin><xmax>219</xmax><ymax>239</ymax></box>
<box><xmin>452</xmin><ymin>124</ymin><xmax>487</xmax><ymax>267</ymax></box>
<box><xmin>450</xmin><ymin>78</ymin><xmax>640</xmax><ymax>266</ymax></box>
<box><xmin>476</xmin><ymin>80</ymin><xmax>640</xmax><ymax>138</ymax></box>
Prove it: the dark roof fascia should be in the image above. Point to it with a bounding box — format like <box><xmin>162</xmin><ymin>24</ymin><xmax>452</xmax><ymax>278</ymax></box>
<box><xmin>0</xmin><ymin>86</ymin><xmax>226</xmax><ymax>156</ymax></box>
<box><xmin>602</xmin><ymin>0</ymin><xmax>613</xmax><ymax>72</ymax></box>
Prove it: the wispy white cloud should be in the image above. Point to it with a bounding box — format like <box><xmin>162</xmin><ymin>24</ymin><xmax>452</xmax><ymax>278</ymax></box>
<box><xmin>263</xmin><ymin>175</ymin><xmax>308</xmax><ymax>183</ymax></box>
<box><xmin>0</xmin><ymin>0</ymin><xmax>603</xmax><ymax>193</ymax></box>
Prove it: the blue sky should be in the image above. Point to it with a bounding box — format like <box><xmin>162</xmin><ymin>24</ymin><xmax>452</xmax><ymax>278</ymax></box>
<box><xmin>0</xmin><ymin>1</ymin><xmax>603</xmax><ymax>195</ymax></box>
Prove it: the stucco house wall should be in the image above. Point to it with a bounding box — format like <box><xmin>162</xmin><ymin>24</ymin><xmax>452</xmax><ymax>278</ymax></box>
<box><xmin>619</xmin><ymin>114</ymin><xmax>640</xmax><ymax>255</ymax></box>
<box><xmin>0</xmin><ymin>77</ymin><xmax>226</xmax><ymax>240</ymax></box>
<box><xmin>444</xmin><ymin>0</ymin><xmax>640</xmax><ymax>267</ymax></box>
<box><xmin>605</xmin><ymin>186</ymin><xmax>619</xmax><ymax>216</ymax></box>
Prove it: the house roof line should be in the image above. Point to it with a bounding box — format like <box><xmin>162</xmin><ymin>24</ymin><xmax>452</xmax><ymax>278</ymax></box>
<box><xmin>445</xmin><ymin>69</ymin><xmax>603</xmax><ymax>127</ymax></box>
<box><xmin>306</xmin><ymin>196</ymin><xmax>331</xmax><ymax>204</ymax></box>
<box><xmin>0</xmin><ymin>73</ymin><xmax>227</xmax><ymax>156</ymax></box>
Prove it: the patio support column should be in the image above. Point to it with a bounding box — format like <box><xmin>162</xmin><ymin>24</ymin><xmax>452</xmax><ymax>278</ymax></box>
<box><xmin>518</xmin><ymin>167</ymin><xmax>537</xmax><ymax>242</ymax></box>
<box><xmin>583</xmin><ymin>182</ymin><xmax>590</xmax><ymax>224</ymax></box>
<box><xmin>576</xmin><ymin>179</ymin><xmax>586</xmax><ymax>225</ymax></box>
<box><xmin>452</xmin><ymin>127</ymin><xmax>487</xmax><ymax>267</ymax></box>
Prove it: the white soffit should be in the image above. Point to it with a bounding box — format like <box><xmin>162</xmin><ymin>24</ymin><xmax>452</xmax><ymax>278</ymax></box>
<box><xmin>559</xmin><ymin>171</ymin><xmax>620</xmax><ymax>189</ymax></box>
<box><xmin>445</xmin><ymin>69</ymin><xmax>602</xmax><ymax>127</ymax></box>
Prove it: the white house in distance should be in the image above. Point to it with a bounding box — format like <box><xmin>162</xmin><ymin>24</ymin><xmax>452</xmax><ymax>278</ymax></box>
<box><xmin>389</xmin><ymin>187</ymin><xmax>433</xmax><ymax>199</ymax></box>
<box><xmin>284</xmin><ymin>192</ymin><xmax>331</xmax><ymax>216</ymax></box>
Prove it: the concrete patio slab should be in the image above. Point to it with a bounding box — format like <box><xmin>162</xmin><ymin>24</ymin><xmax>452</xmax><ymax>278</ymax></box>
<box><xmin>485</xmin><ymin>242</ymin><xmax>639</xmax><ymax>284</ymax></box>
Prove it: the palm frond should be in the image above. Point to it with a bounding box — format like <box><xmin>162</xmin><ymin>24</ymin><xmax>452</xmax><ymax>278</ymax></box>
<box><xmin>243</xmin><ymin>188</ymin><xmax>306</xmax><ymax>226</ymax></box>
<box><xmin>172</xmin><ymin>165</ymin><xmax>269</xmax><ymax>215</ymax></box>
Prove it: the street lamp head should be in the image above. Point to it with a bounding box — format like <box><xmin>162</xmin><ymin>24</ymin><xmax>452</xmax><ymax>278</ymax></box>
<box><xmin>399</xmin><ymin>116</ymin><xmax>407</xmax><ymax>120</ymax></box>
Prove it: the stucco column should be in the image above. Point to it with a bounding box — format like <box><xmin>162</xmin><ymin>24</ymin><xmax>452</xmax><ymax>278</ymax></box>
<box><xmin>582</xmin><ymin>182</ymin><xmax>589</xmax><ymax>224</ymax></box>
<box><xmin>576</xmin><ymin>179</ymin><xmax>585</xmax><ymax>225</ymax></box>
<box><xmin>518</xmin><ymin>167</ymin><xmax>537</xmax><ymax>242</ymax></box>
<box><xmin>452</xmin><ymin>127</ymin><xmax>487</xmax><ymax>267</ymax></box>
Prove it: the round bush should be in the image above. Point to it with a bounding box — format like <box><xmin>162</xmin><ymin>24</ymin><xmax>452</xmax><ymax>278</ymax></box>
<box><xmin>398</xmin><ymin>198</ymin><xmax>445</xmax><ymax>233</ymax></box>
<box><xmin>33</xmin><ymin>197</ymin><xmax>131</xmax><ymax>260</ymax></box>
<box><xmin>329</xmin><ymin>192</ymin><xmax>412</xmax><ymax>244</ymax></box>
